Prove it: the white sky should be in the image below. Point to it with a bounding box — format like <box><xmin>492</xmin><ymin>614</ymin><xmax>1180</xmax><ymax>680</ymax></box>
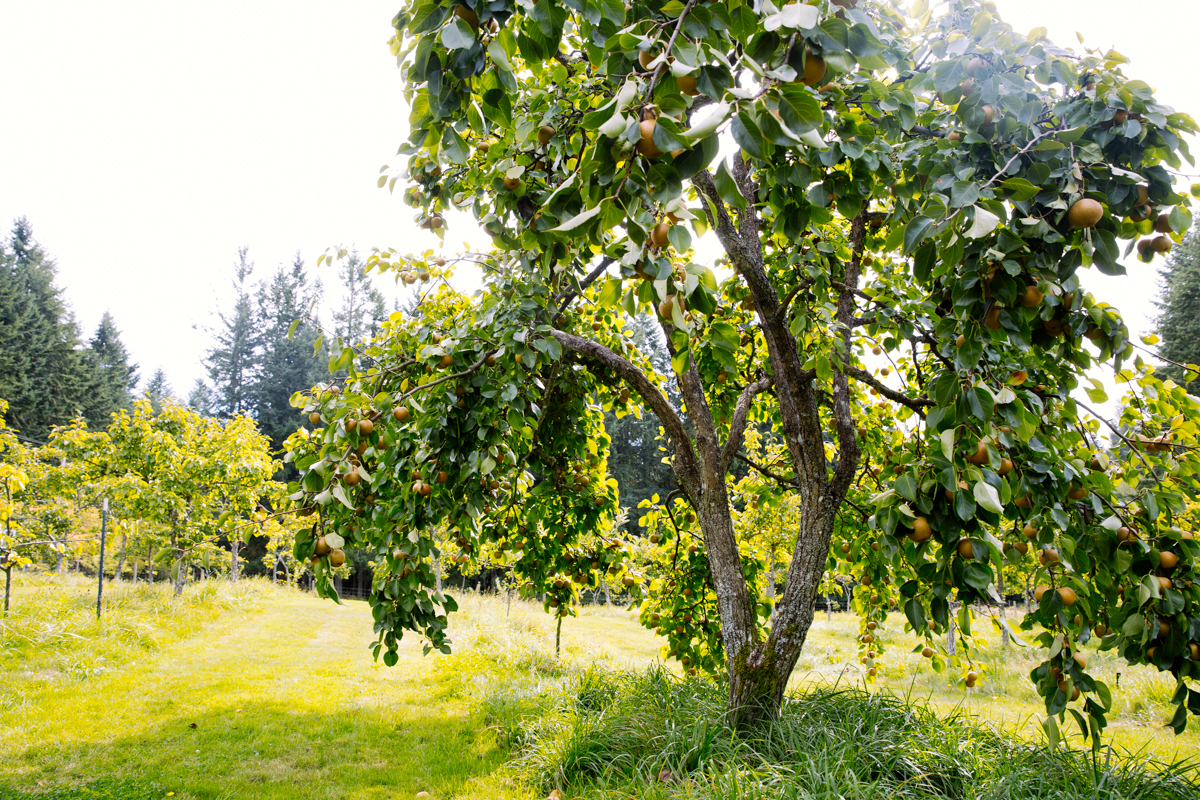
<box><xmin>1</xmin><ymin>1</ymin><xmax>1197</xmax><ymax>409</ymax></box>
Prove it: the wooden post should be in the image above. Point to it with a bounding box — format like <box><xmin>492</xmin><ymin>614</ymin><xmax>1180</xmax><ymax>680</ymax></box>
<box><xmin>96</xmin><ymin>499</ymin><xmax>108</xmax><ymax>619</ymax></box>
<box><xmin>3</xmin><ymin>478</ymin><xmax>11</xmax><ymax>613</ymax></box>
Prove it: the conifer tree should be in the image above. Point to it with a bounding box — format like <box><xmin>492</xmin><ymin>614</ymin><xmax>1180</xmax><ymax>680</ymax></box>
<box><xmin>253</xmin><ymin>254</ymin><xmax>327</xmax><ymax>451</ymax></box>
<box><xmin>187</xmin><ymin>380</ymin><xmax>216</xmax><ymax>417</ymax></box>
<box><xmin>142</xmin><ymin>368</ymin><xmax>174</xmax><ymax>414</ymax></box>
<box><xmin>80</xmin><ymin>311</ymin><xmax>139</xmax><ymax>426</ymax></box>
<box><xmin>1155</xmin><ymin>223</ymin><xmax>1200</xmax><ymax>393</ymax></box>
<box><xmin>332</xmin><ymin>251</ymin><xmax>387</xmax><ymax>345</ymax></box>
<box><xmin>0</xmin><ymin>219</ymin><xmax>92</xmax><ymax>439</ymax></box>
<box><xmin>203</xmin><ymin>247</ymin><xmax>259</xmax><ymax>416</ymax></box>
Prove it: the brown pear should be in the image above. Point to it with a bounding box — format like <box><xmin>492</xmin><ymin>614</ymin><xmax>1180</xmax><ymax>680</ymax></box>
<box><xmin>637</xmin><ymin>119</ymin><xmax>663</xmax><ymax>158</ymax></box>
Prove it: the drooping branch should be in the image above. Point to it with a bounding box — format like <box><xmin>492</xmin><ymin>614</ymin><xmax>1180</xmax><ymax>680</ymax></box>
<box><xmin>841</xmin><ymin>366</ymin><xmax>934</xmax><ymax>415</ymax></box>
<box><xmin>550</xmin><ymin>330</ymin><xmax>701</xmax><ymax>494</ymax></box>
<box><xmin>721</xmin><ymin>375</ymin><xmax>772</xmax><ymax>472</ymax></box>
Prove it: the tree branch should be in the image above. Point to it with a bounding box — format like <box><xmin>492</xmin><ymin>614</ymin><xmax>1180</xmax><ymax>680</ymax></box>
<box><xmin>720</xmin><ymin>374</ymin><xmax>772</xmax><ymax>472</ymax></box>
<box><xmin>735</xmin><ymin>453</ymin><xmax>798</xmax><ymax>490</ymax></box>
<box><xmin>829</xmin><ymin>212</ymin><xmax>866</xmax><ymax>498</ymax></box>
<box><xmin>553</xmin><ymin>256</ymin><xmax>614</xmax><ymax>318</ymax></box>
<box><xmin>841</xmin><ymin>365</ymin><xmax>933</xmax><ymax>415</ymax></box>
<box><xmin>550</xmin><ymin>330</ymin><xmax>701</xmax><ymax>493</ymax></box>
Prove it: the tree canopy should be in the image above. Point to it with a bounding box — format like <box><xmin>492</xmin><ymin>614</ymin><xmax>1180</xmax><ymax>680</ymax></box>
<box><xmin>288</xmin><ymin>0</ymin><xmax>1200</xmax><ymax>740</ymax></box>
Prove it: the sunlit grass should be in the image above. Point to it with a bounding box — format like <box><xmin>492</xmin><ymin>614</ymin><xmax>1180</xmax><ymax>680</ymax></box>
<box><xmin>0</xmin><ymin>576</ymin><xmax>1195</xmax><ymax>798</ymax></box>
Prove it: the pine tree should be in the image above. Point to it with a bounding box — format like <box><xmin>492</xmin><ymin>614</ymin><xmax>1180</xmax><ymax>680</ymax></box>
<box><xmin>204</xmin><ymin>247</ymin><xmax>259</xmax><ymax>416</ymax></box>
<box><xmin>1155</xmin><ymin>223</ymin><xmax>1200</xmax><ymax>394</ymax></box>
<box><xmin>187</xmin><ymin>380</ymin><xmax>216</xmax><ymax>416</ymax></box>
<box><xmin>142</xmin><ymin>368</ymin><xmax>174</xmax><ymax>414</ymax></box>
<box><xmin>79</xmin><ymin>311</ymin><xmax>139</xmax><ymax>427</ymax></box>
<box><xmin>253</xmin><ymin>254</ymin><xmax>327</xmax><ymax>451</ymax></box>
<box><xmin>333</xmin><ymin>252</ymin><xmax>386</xmax><ymax>345</ymax></box>
<box><xmin>603</xmin><ymin>313</ymin><xmax>677</xmax><ymax>524</ymax></box>
<box><xmin>0</xmin><ymin>218</ymin><xmax>92</xmax><ymax>440</ymax></box>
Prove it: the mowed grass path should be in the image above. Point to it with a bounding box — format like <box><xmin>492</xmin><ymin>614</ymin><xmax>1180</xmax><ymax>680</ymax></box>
<box><xmin>1</xmin><ymin>585</ymin><xmax>541</xmax><ymax>799</ymax></box>
<box><xmin>3</xmin><ymin>579</ymin><xmax>1197</xmax><ymax>798</ymax></box>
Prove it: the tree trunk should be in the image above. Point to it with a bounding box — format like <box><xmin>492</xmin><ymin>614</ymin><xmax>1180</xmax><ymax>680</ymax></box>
<box><xmin>946</xmin><ymin>615</ymin><xmax>957</xmax><ymax>656</ymax></box>
<box><xmin>722</xmin><ymin>495</ymin><xmax>836</xmax><ymax>725</ymax></box>
<box><xmin>132</xmin><ymin>561</ymin><xmax>138</xmax><ymax>586</ymax></box>
<box><xmin>555</xmin><ymin>613</ymin><xmax>563</xmax><ymax>657</ymax></box>
<box><xmin>434</xmin><ymin>558</ymin><xmax>442</xmax><ymax>593</ymax></box>
<box><xmin>172</xmin><ymin>534</ymin><xmax>186</xmax><ymax>595</ymax></box>
<box><xmin>147</xmin><ymin>545</ymin><xmax>154</xmax><ymax>583</ymax></box>
<box><xmin>997</xmin><ymin>572</ymin><xmax>1009</xmax><ymax>647</ymax></box>
<box><xmin>766</xmin><ymin>550</ymin><xmax>776</xmax><ymax>600</ymax></box>
<box><xmin>114</xmin><ymin>528</ymin><xmax>128</xmax><ymax>581</ymax></box>
<box><xmin>603</xmin><ymin>582</ymin><xmax>611</xmax><ymax>605</ymax></box>
<box><xmin>231</xmin><ymin>539</ymin><xmax>240</xmax><ymax>583</ymax></box>
<box><xmin>54</xmin><ymin>526</ymin><xmax>65</xmax><ymax>575</ymax></box>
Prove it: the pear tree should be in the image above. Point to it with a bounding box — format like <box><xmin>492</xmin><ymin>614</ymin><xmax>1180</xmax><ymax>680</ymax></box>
<box><xmin>288</xmin><ymin>0</ymin><xmax>1200</xmax><ymax>736</ymax></box>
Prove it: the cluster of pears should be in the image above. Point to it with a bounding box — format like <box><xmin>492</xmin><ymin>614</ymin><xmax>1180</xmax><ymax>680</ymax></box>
<box><xmin>313</xmin><ymin>535</ymin><xmax>346</xmax><ymax>568</ymax></box>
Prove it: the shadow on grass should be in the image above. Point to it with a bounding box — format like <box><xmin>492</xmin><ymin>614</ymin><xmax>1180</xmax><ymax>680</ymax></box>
<box><xmin>1</xmin><ymin>698</ymin><xmax>515</xmax><ymax>800</ymax></box>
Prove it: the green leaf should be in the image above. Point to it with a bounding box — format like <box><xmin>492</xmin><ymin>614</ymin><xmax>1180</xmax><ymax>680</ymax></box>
<box><xmin>441</xmin><ymin>125</ymin><xmax>469</xmax><ymax>164</ymax></box>
<box><xmin>671</xmin><ymin>346</ymin><xmax>691</xmax><ymax>376</ymax></box>
<box><xmin>778</xmin><ymin>85</ymin><xmax>824</xmax><ymax>132</ymax></box>
<box><xmin>903</xmin><ymin>215</ymin><xmax>935</xmax><ymax>254</ymax></box>
<box><xmin>599</xmin><ymin>278</ymin><xmax>622</xmax><ymax>308</ymax></box>
<box><xmin>331</xmin><ymin>483</ymin><xmax>355</xmax><ymax>510</ymax></box>
<box><xmin>486</xmin><ymin>38</ymin><xmax>512</xmax><ymax>71</ymax></box>
<box><xmin>973</xmin><ymin>481</ymin><xmax>1004</xmax><ymax>514</ymax></box>
<box><xmin>325</xmin><ymin>532</ymin><xmax>345</xmax><ymax>549</ymax></box>
<box><xmin>714</xmin><ymin>158</ymin><xmax>747</xmax><ymax>209</ymax></box>
<box><xmin>652</xmin><ymin>116</ymin><xmax>689</xmax><ymax>153</ymax></box>
<box><xmin>904</xmin><ymin>598</ymin><xmax>927</xmax><ymax>632</ymax></box>
<box><xmin>846</xmin><ymin>22</ymin><xmax>886</xmax><ymax>57</ymax></box>
<box><xmin>710</xmin><ymin>321</ymin><xmax>739</xmax><ymax>351</ymax></box>
<box><xmin>441</xmin><ymin>18</ymin><xmax>475</xmax><ymax>50</ymax></box>
<box><xmin>731</xmin><ymin>112</ymin><xmax>766</xmax><ymax>160</ymax></box>
<box><xmin>965</xmin><ymin>205</ymin><xmax>1000</xmax><ymax>238</ymax></box>
<box><xmin>684</xmin><ymin>103</ymin><xmax>731</xmax><ymax>140</ymax></box>
<box><xmin>550</xmin><ymin>205</ymin><xmax>603</xmax><ymax>233</ymax></box>
<box><xmin>1001</xmin><ymin>178</ymin><xmax>1040</xmax><ymax>201</ymax></box>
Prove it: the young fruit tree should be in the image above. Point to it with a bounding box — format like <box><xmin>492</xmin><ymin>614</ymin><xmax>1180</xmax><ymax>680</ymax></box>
<box><xmin>288</xmin><ymin>0</ymin><xmax>1200</xmax><ymax>736</ymax></box>
<box><xmin>57</xmin><ymin>399</ymin><xmax>281</xmax><ymax>592</ymax></box>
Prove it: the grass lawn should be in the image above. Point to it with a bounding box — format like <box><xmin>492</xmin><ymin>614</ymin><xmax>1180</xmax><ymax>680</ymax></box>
<box><xmin>1</xmin><ymin>575</ymin><xmax>1196</xmax><ymax>798</ymax></box>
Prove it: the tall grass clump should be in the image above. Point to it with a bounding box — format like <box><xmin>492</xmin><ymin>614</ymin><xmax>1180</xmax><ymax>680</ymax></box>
<box><xmin>504</xmin><ymin>666</ymin><xmax>1198</xmax><ymax>800</ymax></box>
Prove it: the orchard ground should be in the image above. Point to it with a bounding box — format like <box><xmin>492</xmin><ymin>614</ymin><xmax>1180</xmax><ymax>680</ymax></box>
<box><xmin>0</xmin><ymin>575</ymin><xmax>1197</xmax><ymax>799</ymax></box>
